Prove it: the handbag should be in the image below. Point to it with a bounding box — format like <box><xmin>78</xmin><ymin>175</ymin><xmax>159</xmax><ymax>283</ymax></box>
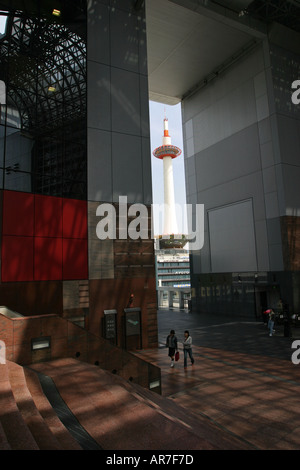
<box><xmin>175</xmin><ymin>351</ymin><xmax>180</xmax><ymax>361</ymax></box>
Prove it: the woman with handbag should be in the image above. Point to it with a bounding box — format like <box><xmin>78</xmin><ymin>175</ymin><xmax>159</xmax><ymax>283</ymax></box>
<box><xmin>166</xmin><ymin>329</ymin><xmax>178</xmax><ymax>368</ymax></box>
<box><xmin>183</xmin><ymin>330</ymin><xmax>194</xmax><ymax>369</ymax></box>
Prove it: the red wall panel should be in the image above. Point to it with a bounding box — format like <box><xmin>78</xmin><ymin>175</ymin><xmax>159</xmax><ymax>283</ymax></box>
<box><xmin>63</xmin><ymin>238</ymin><xmax>88</xmax><ymax>280</ymax></box>
<box><xmin>34</xmin><ymin>237</ymin><xmax>63</xmax><ymax>280</ymax></box>
<box><xmin>35</xmin><ymin>195</ymin><xmax>63</xmax><ymax>238</ymax></box>
<box><xmin>62</xmin><ymin>199</ymin><xmax>87</xmax><ymax>239</ymax></box>
<box><xmin>2</xmin><ymin>236</ymin><xmax>34</xmax><ymax>282</ymax></box>
<box><xmin>3</xmin><ymin>191</ymin><xmax>34</xmax><ymax>236</ymax></box>
<box><xmin>1</xmin><ymin>191</ymin><xmax>88</xmax><ymax>282</ymax></box>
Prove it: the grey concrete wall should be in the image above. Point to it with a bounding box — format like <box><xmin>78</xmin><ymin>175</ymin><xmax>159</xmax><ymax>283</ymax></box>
<box><xmin>182</xmin><ymin>30</ymin><xmax>300</xmax><ymax>277</ymax></box>
<box><xmin>87</xmin><ymin>0</ymin><xmax>152</xmax><ymax>206</ymax></box>
<box><xmin>269</xmin><ymin>36</ymin><xmax>300</xmax><ymax>218</ymax></box>
<box><xmin>86</xmin><ymin>0</ymin><xmax>155</xmax><ymax>284</ymax></box>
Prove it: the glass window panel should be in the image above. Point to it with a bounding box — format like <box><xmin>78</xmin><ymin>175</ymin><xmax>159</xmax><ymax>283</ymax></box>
<box><xmin>0</xmin><ymin>3</ymin><xmax>87</xmax><ymax>199</ymax></box>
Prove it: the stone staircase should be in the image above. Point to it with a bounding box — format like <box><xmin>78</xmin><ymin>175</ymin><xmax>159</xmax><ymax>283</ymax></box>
<box><xmin>0</xmin><ymin>361</ymin><xmax>82</xmax><ymax>450</ymax></box>
<box><xmin>0</xmin><ymin>357</ymin><xmax>250</xmax><ymax>450</ymax></box>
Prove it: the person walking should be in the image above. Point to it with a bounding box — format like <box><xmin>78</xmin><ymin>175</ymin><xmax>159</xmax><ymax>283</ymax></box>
<box><xmin>268</xmin><ymin>309</ymin><xmax>275</xmax><ymax>336</ymax></box>
<box><xmin>166</xmin><ymin>329</ymin><xmax>178</xmax><ymax>368</ymax></box>
<box><xmin>183</xmin><ymin>330</ymin><xmax>194</xmax><ymax>369</ymax></box>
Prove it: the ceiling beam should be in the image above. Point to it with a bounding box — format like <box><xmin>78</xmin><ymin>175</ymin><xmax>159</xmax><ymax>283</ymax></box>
<box><xmin>168</xmin><ymin>0</ymin><xmax>267</xmax><ymax>37</ymax></box>
<box><xmin>182</xmin><ymin>38</ymin><xmax>259</xmax><ymax>101</ymax></box>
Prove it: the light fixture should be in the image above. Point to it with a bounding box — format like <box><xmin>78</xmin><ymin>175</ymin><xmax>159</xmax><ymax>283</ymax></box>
<box><xmin>31</xmin><ymin>337</ymin><xmax>51</xmax><ymax>351</ymax></box>
<box><xmin>149</xmin><ymin>380</ymin><xmax>160</xmax><ymax>390</ymax></box>
<box><xmin>48</xmin><ymin>86</ymin><xmax>56</xmax><ymax>92</ymax></box>
<box><xmin>52</xmin><ymin>9</ymin><xmax>61</xmax><ymax>17</ymax></box>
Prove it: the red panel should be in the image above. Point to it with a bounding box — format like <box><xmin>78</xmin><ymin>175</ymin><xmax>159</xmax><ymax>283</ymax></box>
<box><xmin>62</xmin><ymin>199</ymin><xmax>87</xmax><ymax>239</ymax></box>
<box><xmin>3</xmin><ymin>191</ymin><xmax>34</xmax><ymax>236</ymax></box>
<box><xmin>63</xmin><ymin>238</ymin><xmax>88</xmax><ymax>280</ymax></box>
<box><xmin>34</xmin><ymin>237</ymin><xmax>63</xmax><ymax>281</ymax></box>
<box><xmin>1</xmin><ymin>236</ymin><xmax>34</xmax><ymax>282</ymax></box>
<box><xmin>2</xmin><ymin>193</ymin><xmax>88</xmax><ymax>283</ymax></box>
<box><xmin>35</xmin><ymin>195</ymin><xmax>63</xmax><ymax>238</ymax></box>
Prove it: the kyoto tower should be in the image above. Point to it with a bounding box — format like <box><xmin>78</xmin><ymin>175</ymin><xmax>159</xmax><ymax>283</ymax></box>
<box><xmin>153</xmin><ymin>118</ymin><xmax>182</xmax><ymax>236</ymax></box>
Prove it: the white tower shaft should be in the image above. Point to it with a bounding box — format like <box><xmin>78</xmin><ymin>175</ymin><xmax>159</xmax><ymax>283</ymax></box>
<box><xmin>163</xmin><ymin>156</ymin><xmax>178</xmax><ymax>235</ymax></box>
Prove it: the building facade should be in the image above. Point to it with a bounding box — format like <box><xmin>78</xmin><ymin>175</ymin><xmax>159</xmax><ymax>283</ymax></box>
<box><xmin>0</xmin><ymin>0</ymin><xmax>157</xmax><ymax>350</ymax></box>
<box><xmin>1</xmin><ymin>0</ymin><xmax>299</xmax><ymax>337</ymax></box>
<box><xmin>182</xmin><ymin>19</ymin><xmax>300</xmax><ymax>319</ymax></box>
<box><xmin>155</xmin><ymin>239</ymin><xmax>191</xmax><ymax>310</ymax></box>
<box><xmin>144</xmin><ymin>0</ymin><xmax>300</xmax><ymax>320</ymax></box>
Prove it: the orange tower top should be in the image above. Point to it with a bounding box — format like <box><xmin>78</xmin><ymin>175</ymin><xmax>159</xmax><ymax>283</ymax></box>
<box><xmin>153</xmin><ymin>118</ymin><xmax>182</xmax><ymax>160</ymax></box>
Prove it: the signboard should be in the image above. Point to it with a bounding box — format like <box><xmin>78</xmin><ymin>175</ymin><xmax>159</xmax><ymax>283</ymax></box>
<box><xmin>104</xmin><ymin>309</ymin><xmax>117</xmax><ymax>340</ymax></box>
<box><xmin>124</xmin><ymin>308</ymin><xmax>141</xmax><ymax>336</ymax></box>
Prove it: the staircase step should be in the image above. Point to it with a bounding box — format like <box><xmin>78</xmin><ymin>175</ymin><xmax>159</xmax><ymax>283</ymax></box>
<box><xmin>0</xmin><ymin>420</ymin><xmax>11</xmax><ymax>450</ymax></box>
<box><xmin>0</xmin><ymin>364</ymin><xmax>39</xmax><ymax>450</ymax></box>
<box><xmin>24</xmin><ymin>368</ymin><xmax>83</xmax><ymax>450</ymax></box>
<box><xmin>7</xmin><ymin>361</ymin><xmax>63</xmax><ymax>450</ymax></box>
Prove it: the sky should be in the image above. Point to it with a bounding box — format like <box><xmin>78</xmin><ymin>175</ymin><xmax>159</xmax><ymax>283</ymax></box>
<box><xmin>149</xmin><ymin>101</ymin><xmax>187</xmax><ymax>235</ymax></box>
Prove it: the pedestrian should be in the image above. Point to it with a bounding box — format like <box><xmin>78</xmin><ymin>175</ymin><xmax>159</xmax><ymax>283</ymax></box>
<box><xmin>268</xmin><ymin>309</ymin><xmax>275</xmax><ymax>336</ymax></box>
<box><xmin>183</xmin><ymin>330</ymin><xmax>194</xmax><ymax>369</ymax></box>
<box><xmin>166</xmin><ymin>329</ymin><xmax>178</xmax><ymax>368</ymax></box>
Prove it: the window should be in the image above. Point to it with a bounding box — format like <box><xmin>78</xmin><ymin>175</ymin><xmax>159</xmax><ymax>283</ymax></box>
<box><xmin>0</xmin><ymin>3</ymin><xmax>87</xmax><ymax>199</ymax></box>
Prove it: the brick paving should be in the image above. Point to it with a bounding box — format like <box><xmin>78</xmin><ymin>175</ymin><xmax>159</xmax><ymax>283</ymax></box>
<box><xmin>134</xmin><ymin>310</ymin><xmax>300</xmax><ymax>450</ymax></box>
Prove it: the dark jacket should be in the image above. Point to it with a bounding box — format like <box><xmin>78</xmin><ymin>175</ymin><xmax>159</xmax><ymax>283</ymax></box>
<box><xmin>166</xmin><ymin>334</ymin><xmax>177</xmax><ymax>349</ymax></box>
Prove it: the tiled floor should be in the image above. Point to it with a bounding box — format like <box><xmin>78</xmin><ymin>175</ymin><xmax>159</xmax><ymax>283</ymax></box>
<box><xmin>3</xmin><ymin>309</ymin><xmax>300</xmax><ymax>450</ymax></box>
<box><xmin>133</xmin><ymin>311</ymin><xmax>300</xmax><ymax>450</ymax></box>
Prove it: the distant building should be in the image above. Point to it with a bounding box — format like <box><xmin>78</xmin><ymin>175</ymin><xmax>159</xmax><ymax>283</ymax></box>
<box><xmin>155</xmin><ymin>238</ymin><xmax>191</xmax><ymax>311</ymax></box>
